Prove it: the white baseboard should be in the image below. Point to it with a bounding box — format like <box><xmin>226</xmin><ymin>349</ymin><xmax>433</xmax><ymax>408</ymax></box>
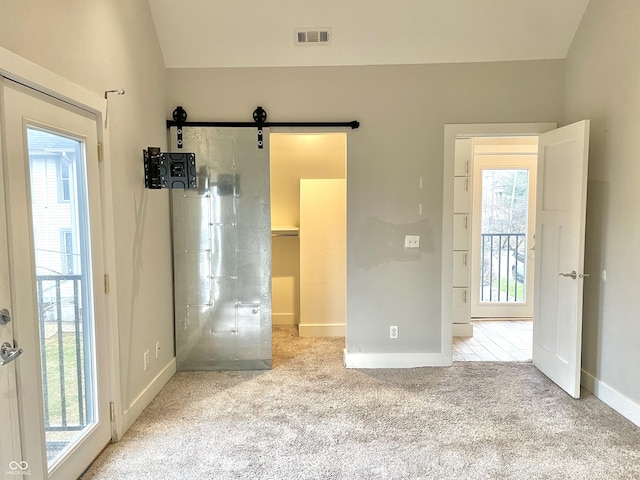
<box><xmin>298</xmin><ymin>323</ymin><xmax>345</xmax><ymax>337</ymax></box>
<box><xmin>272</xmin><ymin>313</ymin><xmax>297</xmax><ymax>325</ymax></box>
<box><xmin>453</xmin><ymin>323</ymin><xmax>473</xmax><ymax>337</ymax></box>
<box><xmin>344</xmin><ymin>350</ymin><xmax>452</xmax><ymax>368</ymax></box>
<box><xmin>119</xmin><ymin>358</ymin><xmax>176</xmax><ymax>438</ymax></box>
<box><xmin>581</xmin><ymin>369</ymin><xmax>640</xmax><ymax>427</ymax></box>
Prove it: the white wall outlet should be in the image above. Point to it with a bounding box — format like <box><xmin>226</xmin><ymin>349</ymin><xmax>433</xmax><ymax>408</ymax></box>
<box><xmin>143</xmin><ymin>350</ymin><xmax>150</xmax><ymax>371</ymax></box>
<box><xmin>155</xmin><ymin>341</ymin><xmax>160</xmax><ymax>359</ymax></box>
<box><xmin>390</xmin><ymin>325</ymin><xmax>398</xmax><ymax>339</ymax></box>
<box><xmin>404</xmin><ymin>235</ymin><xmax>420</xmax><ymax>249</ymax></box>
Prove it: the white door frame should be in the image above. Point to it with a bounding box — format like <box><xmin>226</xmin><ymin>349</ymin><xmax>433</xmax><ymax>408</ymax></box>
<box><xmin>0</xmin><ymin>47</ymin><xmax>123</xmax><ymax>439</ymax></box>
<box><xmin>269</xmin><ymin>127</ymin><xmax>350</xmax><ymax>342</ymax></box>
<box><xmin>442</xmin><ymin>123</ymin><xmax>556</xmax><ymax>362</ymax></box>
<box><xmin>0</xmin><ymin>79</ymin><xmax>23</xmax><ymax>478</ymax></box>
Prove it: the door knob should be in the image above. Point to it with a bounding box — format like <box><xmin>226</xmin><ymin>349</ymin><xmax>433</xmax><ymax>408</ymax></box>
<box><xmin>0</xmin><ymin>341</ymin><xmax>23</xmax><ymax>366</ymax></box>
<box><xmin>559</xmin><ymin>271</ymin><xmax>577</xmax><ymax>280</ymax></box>
<box><xmin>0</xmin><ymin>308</ymin><xmax>10</xmax><ymax>325</ymax></box>
<box><xmin>559</xmin><ymin>271</ymin><xmax>589</xmax><ymax>280</ymax></box>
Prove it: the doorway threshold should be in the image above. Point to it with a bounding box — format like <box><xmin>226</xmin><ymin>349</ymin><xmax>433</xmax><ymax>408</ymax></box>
<box><xmin>453</xmin><ymin>319</ymin><xmax>532</xmax><ymax>361</ymax></box>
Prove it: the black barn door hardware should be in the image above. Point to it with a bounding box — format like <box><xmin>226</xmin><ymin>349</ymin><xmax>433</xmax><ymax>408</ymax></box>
<box><xmin>167</xmin><ymin>106</ymin><xmax>360</xmax><ymax>149</ymax></box>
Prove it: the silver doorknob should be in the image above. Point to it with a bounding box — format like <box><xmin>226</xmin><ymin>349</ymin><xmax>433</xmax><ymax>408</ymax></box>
<box><xmin>0</xmin><ymin>308</ymin><xmax>10</xmax><ymax>325</ymax></box>
<box><xmin>559</xmin><ymin>271</ymin><xmax>577</xmax><ymax>280</ymax></box>
<box><xmin>0</xmin><ymin>341</ymin><xmax>23</xmax><ymax>366</ymax></box>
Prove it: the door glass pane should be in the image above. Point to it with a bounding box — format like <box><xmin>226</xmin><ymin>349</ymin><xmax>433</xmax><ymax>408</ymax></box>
<box><xmin>27</xmin><ymin>128</ymin><xmax>96</xmax><ymax>467</ymax></box>
<box><xmin>479</xmin><ymin>169</ymin><xmax>529</xmax><ymax>303</ymax></box>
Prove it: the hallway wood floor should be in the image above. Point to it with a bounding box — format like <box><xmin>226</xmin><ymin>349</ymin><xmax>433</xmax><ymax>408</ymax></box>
<box><xmin>453</xmin><ymin>319</ymin><xmax>532</xmax><ymax>361</ymax></box>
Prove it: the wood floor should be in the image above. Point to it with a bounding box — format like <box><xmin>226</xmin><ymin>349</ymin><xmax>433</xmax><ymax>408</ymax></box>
<box><xmin>453</xmin><ymin>319</ymin><xmax>532</xmax><ymax>362</ymax></box>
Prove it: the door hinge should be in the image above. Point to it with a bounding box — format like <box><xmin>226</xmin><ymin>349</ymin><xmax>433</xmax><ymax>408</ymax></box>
<box><xmin>98</xmin><ymin>142</ymin><xmax>104</xmax><ymax>162</ymax></box>
<box><xmin>110</xmin><ymin>402</ymin><xmax>115</xmax><ymax>422</ymax></box>
<box><xmin>104</xmin><ymin>274</ymin><xmax>110</xmax><ymax>294</ymax></box>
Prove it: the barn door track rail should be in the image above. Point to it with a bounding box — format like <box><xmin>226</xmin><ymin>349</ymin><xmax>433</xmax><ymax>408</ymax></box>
<box><xmin>167</xmin><ymin>106</ymin><xmax>360</xmax><ymax>149</ymax></box>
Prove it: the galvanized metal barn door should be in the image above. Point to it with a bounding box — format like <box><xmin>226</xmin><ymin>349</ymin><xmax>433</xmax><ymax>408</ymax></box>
<box><xmin>171</xmin><ymin>127</ymin><xmax>272</xmax><ymax>370</ymax></box>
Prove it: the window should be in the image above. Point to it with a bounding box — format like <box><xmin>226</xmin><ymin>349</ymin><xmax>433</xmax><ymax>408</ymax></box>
<box><xmin>60</xmin><ymin>228</ymin><xmax>74</xmax><ymax>274</ymax></box>
<box><xmin>57</xmin><ymin>156</ymin><xmax>71</xmax><ymax>202</ymax></box>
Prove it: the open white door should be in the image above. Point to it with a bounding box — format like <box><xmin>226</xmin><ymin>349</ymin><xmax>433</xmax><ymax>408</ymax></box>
<box><xmin>533</xmin><ymin>120</ymin><xmax>590</xmax><ymax>399</ymax></box>
<box><xmin>1</xmin><ymin>79</ymin><xmax>112</xmax><ymax>479</ymax></box>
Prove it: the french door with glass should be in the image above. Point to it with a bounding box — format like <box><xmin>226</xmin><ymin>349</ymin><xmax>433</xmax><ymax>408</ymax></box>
<box><xmin>470</xmin><ymin>155</ymin><xmax>537</xmax><ymax>318</ymax></box>
<box><xmin>0</xmin><ymin>79</ymin><xmax>111</xmax><ymax>479</ymax></box>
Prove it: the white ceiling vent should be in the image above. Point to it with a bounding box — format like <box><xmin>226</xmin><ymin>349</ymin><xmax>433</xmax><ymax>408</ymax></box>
<box><xmin>294</xmin><ymin>27</ymin><xmax>332</xmax><ymax>46</ymax></box>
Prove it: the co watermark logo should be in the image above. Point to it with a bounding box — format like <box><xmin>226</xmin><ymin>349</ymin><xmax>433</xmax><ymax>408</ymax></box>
<box><xmin>6</xmin><ymin>460</ymin><xmax>30</xmax><ymax>476</ymax></box>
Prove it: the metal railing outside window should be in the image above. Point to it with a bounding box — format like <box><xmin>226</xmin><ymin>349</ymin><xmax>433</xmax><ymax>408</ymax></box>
<box><xmin>479</xmin><ymin>233</ymin><xmax>526</xmax><ymax>303</ymax></box>
<box><xmin>36</xmin><ymin>274</ymin><xmax>86</xmax><ymax>432</ymax></box>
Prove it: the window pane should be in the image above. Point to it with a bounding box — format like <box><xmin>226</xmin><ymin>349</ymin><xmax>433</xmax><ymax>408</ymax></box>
<box><xmin>479</xmin><ymin>169</ymin><xmax>529</xmax><ymax>303</ymax></box>
<box><xmin>27</xmin><ymin>127</ymin><xmax>96</xmax><ymax>467</ymax></box>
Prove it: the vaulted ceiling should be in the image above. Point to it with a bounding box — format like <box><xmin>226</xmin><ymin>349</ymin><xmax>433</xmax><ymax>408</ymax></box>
<box><xmin>147</xmin><ymin>0</ymin><xmax>590</xmax><ymax>68</ymax></box>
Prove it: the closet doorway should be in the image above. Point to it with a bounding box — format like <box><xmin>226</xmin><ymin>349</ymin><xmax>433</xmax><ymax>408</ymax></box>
<box><xmin>270</xmin><ymin>133</ymin><xmax>347</xmax><ymax>339</ymax></box>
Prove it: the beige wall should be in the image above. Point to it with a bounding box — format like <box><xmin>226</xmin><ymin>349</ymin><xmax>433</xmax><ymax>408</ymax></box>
<box><xmin>0</xmin><ymin>0</ymin><xmax>174</xmax><ymax>431</ymax></box>
<box><xmin>271</xmin><ymin>236</ymin><xmax>300</xmax><ymax>325</ymax></box>
<box><xmin>167</xmin><ymin>60</ymin><xmax>564</xmax><ymax>355</ymax></box>
<box><xmin>299</xmin><ymin>179</ymin><xmax>346</xmax><ymax>337</ymax></box>
<box><xmin>270</xmin><ymin>133</ymin><xmax>346</xmax><ymax>325</ymax></box>
<box><xmin>271</xmin><ymin>133</ymin><xmax>346</xmax><ymax>227</ymax></box>
<box><xmin>563</xmin><ymin>0</ymin><xmax>640</xmax><ymax>410</ymax></box>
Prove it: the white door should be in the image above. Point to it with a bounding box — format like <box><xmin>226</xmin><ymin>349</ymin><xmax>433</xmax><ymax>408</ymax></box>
<box><xmin>0</xmin><ymin>80</ymin><xmax>111</xmax><ymax>479</ymax></box>
<box><xmin>471</xmin><ymin>155</ymin><xmax>537</xmax><ymax>318</ymax></box>
<box><xmin>0</xmin><ymin>114</ymin><xmax>25</xmax><ymax>480</ymax></box>
<box><xmin>532</xmin><ymin>120</ymin><xmax>590</xmax><ymax>398</ymax></box>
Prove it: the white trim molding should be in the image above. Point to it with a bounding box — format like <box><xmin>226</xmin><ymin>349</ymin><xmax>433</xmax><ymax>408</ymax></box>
<box><xmin>119</xmin><ymin>359</ymin><xmax>177</xmax><ymax>439</ymax></box>
<box><xmin>581</xmin><ymin>369</ymin><xmax>640</xmax><ymax>428</ymax></box>
<box><xmin>344</xmin><ymin>350</ymin><xmax>452</xmax><ymax>369</ymax></box>
<box><xmin>0</xmin><ymin>47</ymin><xmax>105</xmax><ymax>115</ymax></box>
<box><xmin>272</xmin><ymin>313</ymin><xmax>297</xmax><ymax>326</ymax></box>
<box><xmin>299</xmin><ymin>323</ymin><xmax>345</xmax><ymax>337</ymax></box>
<box><xmin>453</xmin><ymin>323</ymin><xmax>473</xmax><ymax>337</ymax></box>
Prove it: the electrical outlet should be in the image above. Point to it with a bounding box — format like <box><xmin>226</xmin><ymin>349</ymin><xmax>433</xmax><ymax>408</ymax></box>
<box><xmin>143</xmin><ymin>350</ymin><xmax>150</xmax><ymax>371</ymax></box>
<box><xmin>404</xmin><ymin>235</ymin><xmax>420</xmax><ymax>249</ymax></box>
<box><xmin>155</xmin><ymin>342</ymin><xmax>160</xmax><ymax>359</ymax></box>
<box><xmin>390</xmin><ymin>325</ymin><xmax>398</xmax><ymax>339</ymax></box>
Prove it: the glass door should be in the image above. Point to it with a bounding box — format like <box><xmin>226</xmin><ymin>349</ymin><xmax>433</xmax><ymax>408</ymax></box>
<box><xmin>471</xmin><ymin>155</ymin><xmax>537</xmax><ymax>318</ymax></box>
<box><xmin>1</xmin><ymin>80</ymin><xmax>111</xmax><ymax>479</ymax></box>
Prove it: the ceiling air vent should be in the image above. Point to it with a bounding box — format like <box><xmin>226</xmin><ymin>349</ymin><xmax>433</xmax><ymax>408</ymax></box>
<box><xmin>294</xmin><ymin>27</ymin><xmax>332</xmax><ymax>46</ymax></box>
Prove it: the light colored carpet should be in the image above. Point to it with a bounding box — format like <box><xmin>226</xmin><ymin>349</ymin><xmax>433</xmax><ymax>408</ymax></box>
<box><xmin>81</xmin><ymin>327</ymin><xmax>640</xmax><ymax>479</ymax></box>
